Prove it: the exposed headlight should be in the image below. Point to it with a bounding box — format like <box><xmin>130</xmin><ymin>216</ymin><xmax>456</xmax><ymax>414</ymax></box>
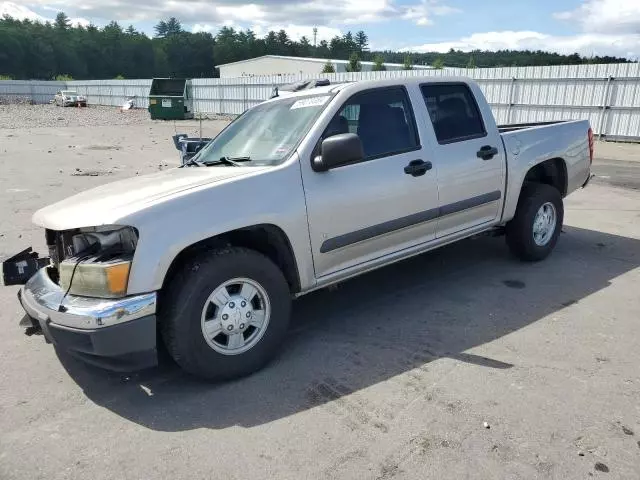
<box><xmin>60</xmin><ymin>260</ymin><xmax>131</xmax><ymax>298</ymax></box>
<box><xmin>58</xmin><ymin>226</ymin><xmax>137</xmax><ymax>298</ymax></box>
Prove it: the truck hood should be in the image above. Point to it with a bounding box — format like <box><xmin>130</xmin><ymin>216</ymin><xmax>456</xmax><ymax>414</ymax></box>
<box><xmin>33</xmin><ymin>166</ymin><xmax>262</xmax><ymax>230</ymax></box>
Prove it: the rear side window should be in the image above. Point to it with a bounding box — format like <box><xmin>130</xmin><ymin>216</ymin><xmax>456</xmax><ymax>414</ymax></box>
<box><xmin>420</xmin><ymin>83</ymin><xmax>486</xmax><ymax>144</ymax></box>
<box><xmin>324</xmin><ymin>87</ymin><xmax>419</xmax><ymax>160</ymax></box>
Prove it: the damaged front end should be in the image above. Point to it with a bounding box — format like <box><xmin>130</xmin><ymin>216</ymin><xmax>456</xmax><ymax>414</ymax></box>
<box><xmin>4</xmin><ymin>226</ymin><xmax>137</xmax><ymax>293</ymax></box>
<box><xmin>8</xmin><ymin>226</ymin><xmax>158</xmax><ymax>371</ymax></box>
<box><xmin>48</xmin><ymin>226</ymin><xmax>138</xmax><ymax>299</ymax></box>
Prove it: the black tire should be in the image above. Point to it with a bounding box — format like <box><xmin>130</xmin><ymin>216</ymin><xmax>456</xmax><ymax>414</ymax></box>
<box><xmin>506</xmin><ymin>183</ymin><xmax>564</xmax><ymax>262</ymax></box>
<box><xmin>160</xmin><ymin>247</ymin><xmax>291</xmax><ymax>380</ymax></box>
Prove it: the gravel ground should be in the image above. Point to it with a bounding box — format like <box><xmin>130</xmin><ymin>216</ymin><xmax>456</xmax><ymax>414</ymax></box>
<box><xmin>0</xmin><ymin>104</ymin><xmax>153</xmax><ymax>129</ymax></box>
<box><xmin>0</xmin><ymin>103</ymin><xmax>237</xmax><ymax>130</ymax></box>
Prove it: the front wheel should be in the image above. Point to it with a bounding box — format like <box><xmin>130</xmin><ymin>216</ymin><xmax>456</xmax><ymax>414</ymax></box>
<box><xmin>506</xmin><ymin>183</ymin><xmax>564</xmax><ymax>261</ymax></box>
<box><xmin>160</xmin><ymin>247</ymin><xmax>292</xmax><ymax>380</ymax></box>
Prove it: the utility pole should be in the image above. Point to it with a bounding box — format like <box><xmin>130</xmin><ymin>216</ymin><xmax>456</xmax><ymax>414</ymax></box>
<box><xmin>313</xmin><ymin>27</ymin><xmax>318</xmax><ymax>47</ymax></box>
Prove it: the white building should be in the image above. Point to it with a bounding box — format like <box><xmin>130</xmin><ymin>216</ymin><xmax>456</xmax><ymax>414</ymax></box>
<box><xmin>217</xmin><ymin>55</ymin><xmax>434</xmax><ymax>78</ymax></box>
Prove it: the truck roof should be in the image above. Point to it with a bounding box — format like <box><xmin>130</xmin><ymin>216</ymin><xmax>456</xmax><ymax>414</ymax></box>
<box><xmin>265</xmin><ymin>76</ymin><xmax>475</xmax><ymax>104</ymax></box>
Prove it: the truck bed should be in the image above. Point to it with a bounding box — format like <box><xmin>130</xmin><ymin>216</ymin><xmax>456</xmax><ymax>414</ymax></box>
<box><xmin>498</xmin><ymin>120</ymin><xmax>569</xmax><ymax>133</ymax></box>
<box><xmin>498</xmin><ymin>117</ymin><xmax>592</xmax><ymax>224</ymax></box>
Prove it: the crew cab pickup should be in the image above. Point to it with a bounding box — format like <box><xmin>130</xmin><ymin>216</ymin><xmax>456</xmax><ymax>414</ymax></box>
<box><xmin>9</xmin><ymin>77</ymin><xmax>594</xmax><ymax>380</ymax></box>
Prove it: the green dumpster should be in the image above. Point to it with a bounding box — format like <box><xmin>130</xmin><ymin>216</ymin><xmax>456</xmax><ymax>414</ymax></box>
<box><xmin>148</xmin><ymin>78</ymin><xmax>194</xmax><ymax>120</ymax></box>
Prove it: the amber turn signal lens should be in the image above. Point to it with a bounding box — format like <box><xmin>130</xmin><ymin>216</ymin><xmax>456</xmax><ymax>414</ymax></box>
<box><xmin>105</xmin><ymin>262</ymin><xmax>131</xmax><ymax>296</ymax></box>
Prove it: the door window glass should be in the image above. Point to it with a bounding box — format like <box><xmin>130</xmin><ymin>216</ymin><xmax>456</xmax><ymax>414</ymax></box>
<box><xmin>324</xmin><ymin>87</ymin><xmax>419</xmax><ymax>159</ymax></box>
<box><xmin>420</xmin><ymin>83</ymin><xmax>486</xmax><ymax>144</ymax></box>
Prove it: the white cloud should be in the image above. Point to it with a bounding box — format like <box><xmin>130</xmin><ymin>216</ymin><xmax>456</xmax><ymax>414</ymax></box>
<box><xmin>192</xmin><ymin>23</ymin><xmax>215</xmax><ymax>34</ymax></box>
<box><xmin>405</xmin><ymin>2</ymin><xmax>640</xmax><ymax>60</ymax></box>
<box><xmin>15</xmin><ymin>0</ymin><xmax>398</xmax><ymax>25</ymax></box>
<box><xmin>0</xmin><ymin>2</ymin><xmax>46</xmax><ymax>22</ymax></box>
<box><xmin>405</xmin><ymin>30</ymin><xmax>640</xmax><ymax>59</ymax></box>
<box><xmin>1</xmin><ymin>2</ymin><xmax>90</xmax><ymax>26</ymax></box>
<box><xmin>12</xmin><ymin>0</ymin><xmax>461</xmax><ymax>28</ymax></box>
<box><xmin>215</xmin><ymin>3</ymin><xmax>266</xmax><ymax>24</ymax></box>
<box><xmin>554</xmin><ymin>0</ymin><xmax>640</xmax><ymax>34</ymax></box>
<box><xmin>69</xmin><ymin>16</ymin><xmax>90</xmax><ymax>27</ymax></box>
<box><xmin>402</xmin><ymin>0</ymin><xmax>461</xmax><ymax>26</ymax></box>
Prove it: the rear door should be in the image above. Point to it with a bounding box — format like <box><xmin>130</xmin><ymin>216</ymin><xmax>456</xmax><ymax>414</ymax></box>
<box><xmin>420</xmin><ymin>82</ymin><xmax>505</xmax><ymax>238</ymax></box>
<box><xmin>300</xmin><ymin>86</ymin><xmax>439</xmax><ymax>278</ymax></box>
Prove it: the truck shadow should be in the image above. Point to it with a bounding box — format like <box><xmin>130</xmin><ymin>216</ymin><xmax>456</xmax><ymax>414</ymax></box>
<box><xmin>58</xmin><ymin>226</ymin><xmax>640</xmax><ymax>431</ymax></box>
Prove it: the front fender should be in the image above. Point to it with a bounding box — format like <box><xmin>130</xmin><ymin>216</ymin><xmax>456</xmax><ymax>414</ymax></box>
<box><xmin>125</xmin><ymin>158</ymin><xmax>315</xmax><ymax>294</ymax></box>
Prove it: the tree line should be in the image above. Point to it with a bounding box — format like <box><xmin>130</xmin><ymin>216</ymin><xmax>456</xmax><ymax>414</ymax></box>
<box><xmin>0</xmin><ymin>12</ymin><xmax>630</xmax><ymax>80</ymax></box>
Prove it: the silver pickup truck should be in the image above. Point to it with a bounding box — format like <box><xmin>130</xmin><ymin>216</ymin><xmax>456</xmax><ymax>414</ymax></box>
<box><xmin>10</xmin><ymin>76</ymin><xmax>594</xmax><ymax>380</ymax></box>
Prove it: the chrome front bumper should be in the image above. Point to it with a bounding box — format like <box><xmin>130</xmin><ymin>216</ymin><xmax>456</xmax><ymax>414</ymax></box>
<box><xmin>19</xmin><ymin>267</ymin><xmax>156</xmax><ymax>330</ymax></box>
<box><xmin>18</xmin><ymin>267</ymin><xmax>158</xmax><ymax>371</ymax></box>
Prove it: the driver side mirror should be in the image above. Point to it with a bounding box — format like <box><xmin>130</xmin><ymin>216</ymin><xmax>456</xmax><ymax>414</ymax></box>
<box><xmin>312</xmin><ymin>133</ymin><xmax>364</xmax><ymax>172</ymax></box>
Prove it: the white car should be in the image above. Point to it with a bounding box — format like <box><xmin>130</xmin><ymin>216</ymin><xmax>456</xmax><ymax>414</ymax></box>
<box><xmin>54</xmin><ymin>90</ymin><xmax>87</xmax><ymax>107</ymax></box>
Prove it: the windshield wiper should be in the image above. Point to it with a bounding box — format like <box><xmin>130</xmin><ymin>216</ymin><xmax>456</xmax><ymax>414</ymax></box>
<box><xmin>203</xmin><ymin>156</ymin><xmax>251</xmax><ymax>167</ymax></box>
<box><xmin>180</xmin><ymin>157</ymin><xmax>201</xmax><ymax>167</ymax></box>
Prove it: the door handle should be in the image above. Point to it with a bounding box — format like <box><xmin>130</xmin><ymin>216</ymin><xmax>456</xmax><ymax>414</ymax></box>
<box><xmin>404</xmin><ymin>159</ymin><xmax>432</xmax><ymax>177</ymax></box>
<box><xmin>477</xmin><ymin>145</ymin><xmax>499</xmax><ymax>160</ymax></box>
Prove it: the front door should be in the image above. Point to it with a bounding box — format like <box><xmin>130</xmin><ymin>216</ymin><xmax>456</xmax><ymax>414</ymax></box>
<box><xmin>300</xmin><ymin>86</ymin><xmax>440</xmax><ymax>278</ymax></box>
<box><xmin>420</xmin><ymin>82</ymin><xmax>505</xmax><ymax>238</ymax></box>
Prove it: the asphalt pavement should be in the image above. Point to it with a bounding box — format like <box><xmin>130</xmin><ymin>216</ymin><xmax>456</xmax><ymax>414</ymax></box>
<box><xmin>592</xmin><ymin>158</ymin><xmax>640</xmax><ymax>190</ymax></box>
<box><xmin>592</xmin><ymin>140</ymin><xmax>640</xmax><ymax>190</ymax></box>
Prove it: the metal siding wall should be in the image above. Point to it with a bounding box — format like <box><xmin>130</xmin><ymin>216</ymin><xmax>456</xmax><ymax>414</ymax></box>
<box><xmin>0</xmin><ymin>80</ymin><xmax>66</xmax><ymax>104</ymax></box>
<box><xmin>67</xmin><ymin>80</ymin><xmax>153</xmax><ymax>108</ymax></box>
<box><xmin>1</xmin><ymin>63</ymin><xmax>639</xmax><ymax>140</ymax></box>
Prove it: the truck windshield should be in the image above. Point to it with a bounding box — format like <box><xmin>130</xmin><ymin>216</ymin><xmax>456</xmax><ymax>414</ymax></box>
<box><xmin>194</xmin><ymin>95</ymin><xmax>331</xmax><ymax>166</ymax></box>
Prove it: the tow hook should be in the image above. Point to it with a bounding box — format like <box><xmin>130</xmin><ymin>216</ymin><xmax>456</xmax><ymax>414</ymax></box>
<box><xmin>25</xmin><ymin>325</ymin><xmax>43</xmax><ymax>336</ymax></box>
<box><xmin>19</xmin><ymin>314</ymin><xmax>42</xmax><ymax>336</ymax></box>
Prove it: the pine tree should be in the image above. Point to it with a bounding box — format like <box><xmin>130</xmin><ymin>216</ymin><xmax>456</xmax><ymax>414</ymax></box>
<box><xmin>54</xmin><ymin>12</ymin><xmax>71</xmax><ymax>30</ymax></box>
<box><xmin>299</xmin><ymin>36</ymin><xmax>311</xmax><ymax>56</ymax></box>
<box><xmin>372</xmin><ymin>55</ymin><xmax>386</xmax><ymax>71</ymax></box>
<box><xmin>322</xmin><ymin>60</ymin><xmax>335</xmax><ymax>73</ymax></box>
<box><xmin>466</xmin><ymin>56</ymin><xmax>476</xmax><ymax>69</ymax></box>
<box><xmin>403</xmin><ymin>55</ymin><xmax>414</xmax><ymax>70</ymax></box>
<box><xmin>355</xmin><ymin>30</ymin><xmax>369</xmax><ymax>53</ymax></box>
<box><xmin>154</xmin><ymin>20</ymin><xmax>168</xmax><ymax>38</ymax></box>
<box><xmin>347</xmin><ymin>52</ymin><xmax>361</xmax><ymax>72</ymax></box>
<box><xmin>276</xmin><ymin>29</ymin><xmax>290</xmax><ymax>55</ymax></box>
<box><xmin>165</xmin><ymin>17</ymin><xmax>183</xmax><ymax>36</ymax></box>
<box><xmin>432</xmin><ymin>57</ymin><xmax>444</xmax><ymax>69</ymax></box>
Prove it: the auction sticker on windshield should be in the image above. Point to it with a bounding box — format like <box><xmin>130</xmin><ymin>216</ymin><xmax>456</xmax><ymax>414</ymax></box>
<box><xmin>290</xmin><ymin>96</ymin><xmax>330</xmax><ymax>110</ymax></box>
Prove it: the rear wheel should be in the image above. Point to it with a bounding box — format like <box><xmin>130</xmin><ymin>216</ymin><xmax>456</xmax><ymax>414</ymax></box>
<box><xmin>506</xmin><ymin>183</ymin><xmax>564</xmax><ymax>261</ymax></box>
<box><xmin>160</xmin><ymin>247</ymin><xmax>291</xmax><ymax>380</ymax></box>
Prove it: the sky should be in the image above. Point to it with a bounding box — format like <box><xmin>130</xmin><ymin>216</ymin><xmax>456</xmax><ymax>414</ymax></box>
<box><xmin>1</xmin><ymin>0</ymin><xmax>639</xmax><ymax>59</ymax></box>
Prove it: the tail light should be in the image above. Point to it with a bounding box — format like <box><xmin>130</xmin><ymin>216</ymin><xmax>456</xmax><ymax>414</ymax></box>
<box><xmin>588</xmin><ymin>127</ymin><xmax>594</xmax><ymax>165</ymax></box>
